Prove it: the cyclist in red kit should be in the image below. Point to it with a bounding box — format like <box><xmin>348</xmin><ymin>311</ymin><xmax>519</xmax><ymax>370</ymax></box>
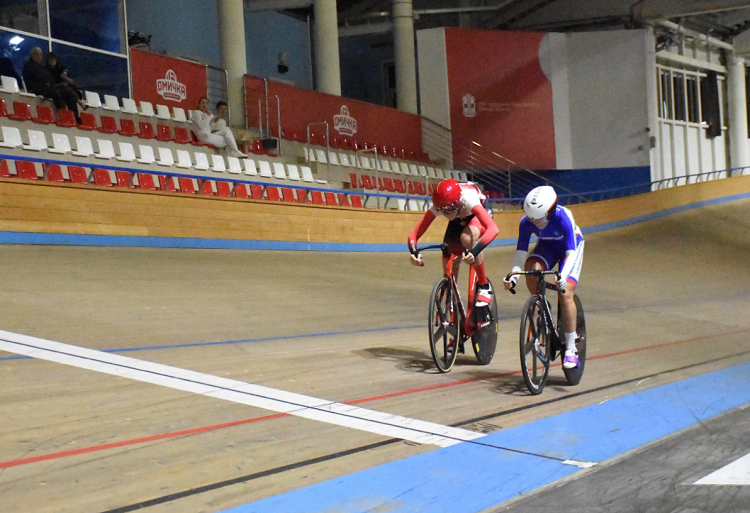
<box><xmin>408</xmin><ymin>179</ymin><xmax>499</xmax><ymax>326</ymax></box>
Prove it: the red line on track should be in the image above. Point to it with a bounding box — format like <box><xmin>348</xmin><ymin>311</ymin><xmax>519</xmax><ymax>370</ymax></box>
<box><xmin>2</xmin><ymin>327</ymin><xmax>748</xmax><ymax>470</ymax></box>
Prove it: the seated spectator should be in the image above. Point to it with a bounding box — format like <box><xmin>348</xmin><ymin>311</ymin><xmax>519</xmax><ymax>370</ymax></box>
<box><xmin>22</xmin><ymin>47</ymin><xmax>81</xmax><ymax>122</ymax></box>
<box><xmin>0</xmin><ymin>55</ymin><xmax>21</xmax><ymax>84</ymax></box>
<box><xmin>190</xmin><ymin>97</ymin><xmax>246</xmax><ymax>158</ymax></box>
<box><xmin>45</xmin><ymin>51</ymin><xmax>86</xmax><ymax>110</ymax></box>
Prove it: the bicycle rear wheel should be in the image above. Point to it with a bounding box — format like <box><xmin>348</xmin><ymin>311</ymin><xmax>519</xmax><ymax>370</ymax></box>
<box><xmin>471</xmin><ymin>279</ymin><xmax>498</xmax><ymax>365</ymax></box>
<box><xmin>562</xmin><ymin>294</ymin><xmax>587</xmax><ymax>385</ymax></box>
<box><xmin>428</xmin><ymin>277</ymin><xmax>460</xmax><ymax>373</ymax></box>
<box><xmin>520</xmin><ymin>295</ymin><xmax>550</xmax><ymax>394</ymax></box>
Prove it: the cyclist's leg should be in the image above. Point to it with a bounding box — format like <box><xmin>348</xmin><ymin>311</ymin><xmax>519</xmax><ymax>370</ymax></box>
<box><xmin>524</xmin><ymin>248</ymin><xmax>549</xmax><ymax>294</ymax></box>
<box><xmin>442</xmin><ymin>220</ymin><xmax>464</xmax><ymax>278</ymax></box>
<box><xmin>559</xmin><ymin>240</ymin><xmax>584</xmax><ymax>367</ymax></box>
<box><xmin>460</xmin><ymin>218</ymin><xmax>488</xmax><ymax>282</ymax></box>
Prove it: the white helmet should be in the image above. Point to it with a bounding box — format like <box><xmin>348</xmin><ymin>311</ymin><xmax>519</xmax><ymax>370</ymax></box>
<box><xmin>523</xmin><ymin>186</ymin><xmax>557</xmax><ymax>220</ymax></box>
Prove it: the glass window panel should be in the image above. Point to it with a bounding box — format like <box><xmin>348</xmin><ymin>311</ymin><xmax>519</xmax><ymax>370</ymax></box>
<box><xmin>0</xmin><ymin>0</ymin><xmax>42</xmax><ymax>35</ymax></box>
<box><xmin>659</xmin><ymin>69</ymin><xmax>673</xmax><ymax>120</ymax></box>
<box><xmin>49</xmin><ymin>0</ymin><xmax>123</xmax><ymax>53</ymax></box>
<box><xmin>0</xmin><ymin>28</ymin><xmax>48</xmax><ymax>91</ymax></box>
<box><xmin>673</xmin><ymin>72</ymin><xmax>686</xmax><ymax>121</ymax></box>
<box><xmin>686</xmin><ymin>75</ymin><xmax>699</xmax><ymax>123</ymax></box>
<box><xmin>51</xmin><ymin>42</ymin><xmax>128</xmax><ymax>99</ymax></box>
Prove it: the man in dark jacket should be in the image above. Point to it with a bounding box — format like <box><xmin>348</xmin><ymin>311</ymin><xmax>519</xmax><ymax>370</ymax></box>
<box><xmin>22</xmin><ymin>47</ymin><xmax>80</xmax><ymax>122</ymax></box>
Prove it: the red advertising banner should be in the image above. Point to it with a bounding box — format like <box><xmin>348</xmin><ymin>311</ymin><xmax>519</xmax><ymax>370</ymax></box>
<box><xmin>130</xmin><ymin>48</ymin><xmax>207</xmax><ymax>112</ymax></box>
<box><xmin>246</xmin><ymin>77</ymin><xmax>424</xmax><ymax>157</ymax></box>
<box><xmin>445</xmin><ymin>28</ymin><xmax>555</xmax><ymax>170</ymax></box>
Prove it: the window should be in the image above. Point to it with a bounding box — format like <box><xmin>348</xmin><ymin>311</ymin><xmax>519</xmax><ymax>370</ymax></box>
<box><xmin>0</xmin><ymin>28</ymin><xmax>49</xmax><ymax>90</ymax></box>
<box><xmin>672</xmin><ymin>72</ymin><xmax>686</xmax><ymax>121</ymax></box>
<box><xmin>658</xmin><ymin>68</ymin><xmax>673</xmax><ymax>120</ymax></box>
<box><xmin>52</xmin><ymin>42</ymin><xmax>128</xmax><ymax>98</ymax></box>
<box><xmin>0</xmin><ymin>0</ymin><xmax>43</xmax><ymax>35</ymax></box>
<box><xmin>49</xmin><ymin>0</ymin><xmax>125</xmax><ymax>53</ymax></box>
<box><xmin>686</xmin><ymin>75</ymin><xmax>700</xmax><ymax>123</ymax></box>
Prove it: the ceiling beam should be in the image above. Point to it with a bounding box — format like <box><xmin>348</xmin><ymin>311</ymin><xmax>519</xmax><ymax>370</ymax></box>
<box><xmin>243</xmin><ymin>0</ymin><xmax>312</xmax><ymax>13</ymax></box>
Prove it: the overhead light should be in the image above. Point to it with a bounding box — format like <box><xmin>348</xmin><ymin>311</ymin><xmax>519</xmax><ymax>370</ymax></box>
<box><xmin>9</xmin><ymin>36</ymin><xmax>24</xmax><ymax>45</ymax></box>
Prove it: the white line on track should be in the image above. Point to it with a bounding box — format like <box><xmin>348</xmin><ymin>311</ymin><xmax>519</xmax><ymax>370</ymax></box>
<box><xmin>0</xmin><ymin>329</ymin><xmax>482</xmax><ymax>447</ymax></box>
<box><xmin>694</xmin><ymin>451</ymin><xmax>750</xmax><ymax>485</ymax></box>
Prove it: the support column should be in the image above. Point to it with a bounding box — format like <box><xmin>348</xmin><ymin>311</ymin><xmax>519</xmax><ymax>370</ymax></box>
<box><xmin>218</xmin><ymin>0</ymin><xmax>247</xmax><ymax>128</ymax></box>
<box><xmin>728</xmin><ymin>55</ymin><xmax>750</xmax><ymax>174</ymax></box>
<box><xmin>313</xmin><ymin>0</ymin><xmax>341</xmax><ymax>96</ymax></box>
<box><xmin>393</xmin><ymin>0</ymin><xmax>418</xmax><ymax>114</ymax></box>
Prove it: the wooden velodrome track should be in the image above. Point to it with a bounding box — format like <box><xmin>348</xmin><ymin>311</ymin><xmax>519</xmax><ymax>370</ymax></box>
<box><xmin>1</xmin><ymin>179</ymin><xmax>750</xmax><ymax>512</ymax></box>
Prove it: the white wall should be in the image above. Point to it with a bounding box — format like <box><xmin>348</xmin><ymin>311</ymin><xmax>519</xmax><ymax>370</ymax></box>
<box><xmin>416</xmin><ymin>28</ymin><xmax>450</xmax><ymax>129</ymax></box>
<box><xmin>550</xmin><ymin>29</ymin><xmax>652</xmax><ymax>170</ymax></box>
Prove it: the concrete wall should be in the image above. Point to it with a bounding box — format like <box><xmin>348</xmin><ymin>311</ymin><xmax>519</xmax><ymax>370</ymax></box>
<box><xmin>416</xmin><ymin>28</ymin><xmax>450</xmax><ymax>130</ymax></box>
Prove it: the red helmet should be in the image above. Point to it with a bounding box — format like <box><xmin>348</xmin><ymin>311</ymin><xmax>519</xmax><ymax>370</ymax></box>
<box><xmin>432</xmin><ymin>179</ymin><xmax>462</xmax><ymax>212</ymax></box>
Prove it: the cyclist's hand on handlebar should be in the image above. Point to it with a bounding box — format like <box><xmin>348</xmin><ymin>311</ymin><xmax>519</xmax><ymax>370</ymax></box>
<box><xmin>556</xmin><ymin>276</ymin><xmax>567</xmax><ymax>293</ymax></box>
<box><xmin>461</xmin><ymin>249</ymin><xmax>475</xmax><ymax>265</ymax></box>
<box><xmin>410</xmin><ymin>253</ymin><xmax>424</xmax><ymax>267</ymax></box>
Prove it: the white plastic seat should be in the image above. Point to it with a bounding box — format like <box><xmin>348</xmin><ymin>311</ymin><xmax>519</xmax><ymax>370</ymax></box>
<box><xmin>84</xmin><ymin>91</ymin><xmax>102</xmax><ymax>108</ymax></box>
<box><xmin>102</xmin><ymin>94</ymin><xmax>120</xmax><ymax>111</ymax></box>
<box><xmin>435</xmin><ymin>168</ymin><xmax>445</xmax><ymax>179</ymax></box>
<box><xmin>457</xmin><ymin>171</ymin><xmax>468</xmax><ymax>181</ymax></box>
<box><xmin>287</xmin><ymin>164</ymin><xmax>300</xmax><ymax>181</ymax></box>
<box><xmin>193</xmin><ymin>152</ymin><xmax>210</xmax><ymax>170</ymax></box>
<box><xmin>22</xmin><ymin>130</ymin><xmax>48</xmax><ymax>151</ymax></box>
<box><xmin>417</xmin><ymin>165</ymin><xmax>427</xmax><ymax>177</ymax></box>
<box><xmin>243</xmin><ymin>158</ymin><xmax>257</xmax><ymax>175</ymax></box>
<box><xmin>0</xmin><ymin>126</ymin><xmax>23</xmax><ymax>148</ymax></box>
<box><xmin>95</xmin><ymin>139</ymin><xmax>116</xmax><ymax>159</ymax></box>
<box><xmin>172</xmin><ymin>107</ymin><xmax>187</xmax><ymax>123</ymax></box>
<box><xmin>314</xmin><ymin>149</ymin><xmax>327</xmax><ymax>164</ymax></box>
<box><xmin>137</xmin><ymin>145</ymin><xmax>156</xmax><ymax>164</ymax></box>
<box><xmin>139</xmin><ymin>101</ymin><xmax>155</xmax><ymax>117</ymax></box>
<box><xmin>400</xmin><ymin>162</ymin><xmax>410</xmax><ymax>174</ymax></box>
<box><xmin>71</xmin><ymin>136</ymin><xmax>94</xmax><ymax>157</ymax></box>
<box><xmin>117</xmin><ymin>142</ymin><xmax>136</xmax><ymax>162</ymax></box>
<box><xmin>339</xmin><ymin>153</ymin><xmax>352</xmax><ymax>167</ymax></box>
<box><xmin>155</xmin><ymin>104</ymin><xmax>171</xmax><ymax>120</ymax></box>
<box><xmin>300</xmin><ymin>165</ymin><xmax>314</xmax><ymax>183</ymax></box>
<box><xmin>157</xmin><ymin>147</ymin><xmax>175</xmax><ymax>167</ymax></box>
<box><xmin>122</xmin><ymin>98</ymin><xmax>139</xmax><ymax>114</ymax></box>
<box><xmin>258</xmin><ymin>160</ymin><xmax>272</xmax><ymax>178</ymax></box>
<box><xmin>227</xmin><ymin>157</ymin><xmax>242</xmax><ymax>174</ymax></box>
<box><xmin>48</xmin><ymin>133</ymin><xmax>72</xmax><ymax>154</ymax></box>
<box><xmin>0</xmin><ymin>75</ymin><xmax>33</xmax><ymax>96</ymax></box>
<box><xmin>304</xmin><ymin>147</ymin><xmax>316</xmax><ymax>162</ymax></box>
<box><xmin>380</xmin><ymin>160</ymin><xmax>392</xmax><ymax>172</ymax></box>
<box><xmin>409</xmin><ymin>164</ymin><xmax>419</xmax><ymax>175</ymax></box>
<box><xmin>211</xmin><ymin>154</ymin><xmax>226</xmax><ymax>172</ymax></box>
<box><xmin>427</xmin><ymin>166</ymin><xmax>437</xmax><ymax>178</ymax></box>
<box><xmin>272</xmin><ymin>162</ymin><xmax>286</xmax><ymax>179</ymax></box>
<box><xmin>328</xmin><ymin>151</ymin><xmax>340</xmax><ymax>165</ymax></box>
<box><xmin>175</xmin><ymin>149</ymin><xmax>192</xmax><ymax>168</ymax></box>
<box><xmin>359</xmin><ymin>156</ymin><xmax>371</xmax><ymax>169</ymax></box>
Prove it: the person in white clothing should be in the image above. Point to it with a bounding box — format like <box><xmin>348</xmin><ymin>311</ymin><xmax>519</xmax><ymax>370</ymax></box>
<box><xmin>190</xmin><ymin>97</ymin><xmax>246</xmax><ymax>158</ymax></box>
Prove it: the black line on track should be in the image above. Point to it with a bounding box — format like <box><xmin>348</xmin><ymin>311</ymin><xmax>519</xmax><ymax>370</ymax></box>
<box><xmin>97</xmin><ymin>349</ymin><xmax>750</xmax><ymax>513</ymax></box>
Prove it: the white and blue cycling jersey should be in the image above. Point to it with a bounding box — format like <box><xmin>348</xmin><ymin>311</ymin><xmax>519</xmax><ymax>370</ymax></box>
<box><xmin>515</xmin><ymin>206</ymin><xmax>584</xmax><ymax>284</ymax></box>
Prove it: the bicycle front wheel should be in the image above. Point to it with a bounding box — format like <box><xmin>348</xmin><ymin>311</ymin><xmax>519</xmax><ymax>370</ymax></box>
<box><xmin>428</xmin><ymin>277</ymin><xmax>460</xmax><ymax>373</ymax></box>
<box><xmin>520</xmin><ymin>295</ymin><xmax>550</xmax><ymax>394</ymax></box>
<box><xmin>471</xmin><ymin>279</ymin><xmax>498</xmax><ymax>365</ymax></box>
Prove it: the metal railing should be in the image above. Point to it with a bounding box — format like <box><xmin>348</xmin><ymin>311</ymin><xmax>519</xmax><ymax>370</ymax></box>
<box><xmin>258</xmin><ymin>94</ymin><xmax>281</xmax><ymax>156</ymax></box>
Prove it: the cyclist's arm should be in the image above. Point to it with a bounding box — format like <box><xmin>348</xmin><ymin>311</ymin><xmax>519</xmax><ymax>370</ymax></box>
<box><xmin>506</xmin><ymin>220</ymin><xmax>532</xmax><ymax>284</ymax></box>
<box><xmin>467</xmin><ymin>204</ymin><xmax>498</xmax><ymax>257</ymax></box>
<box><xmin>407</xmin><ymin>210</ymin><xmax>437</xmax><ymax>254</ymax></box>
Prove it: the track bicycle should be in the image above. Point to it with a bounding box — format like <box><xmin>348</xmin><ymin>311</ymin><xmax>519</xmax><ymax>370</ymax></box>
<box><xmin>506</xmin><ymin>269</ymin><xmax>587</xmax><ymax>395</ymax></box>
<box><xmin>413</xmin><ymin>244</ymin><xmax>498</xmax><ymax>372</ymax></box>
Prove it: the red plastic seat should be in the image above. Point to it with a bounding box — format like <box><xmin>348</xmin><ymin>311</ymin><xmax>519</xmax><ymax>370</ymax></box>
<box><xmin>266</xmin><ymin>186</ymin><xmax>281</xmax><ymax>201</ymax></box>
<box><xmin>92</xmin><ymin>169</ymin><xmax>113</xmax><ymax>186</ymax></box>
<box><xmin>99</xmin><ymin>115</ymin><xmax>118</xmax><ymax>134</ymax></box>
<box><xmin>337</xmin><ymin>193</ymin><xmax>350</xmax><ymax>207</ymax></box>
<box><xmin>249</xmin><ymin>184</ymin><xmax>264</xmax><ymax>199</ymax></box>
<box><xmin>394</xmin><ymin>179</ymin><xmax>406</xmax><ymax>194</ymax></box>
<box><xmin>383</xmin><ymin>177</ymin><xmax>396</xmax><ymax>192</ymax></box>
<box><xmin>68</xmin><ymin>166</ymin><xmax>88</xmax><ymax>183</ymax></box>
<box><xmin>361</xmin><ymin>175</ymin><xmax>375</xmax><ymax>190</ymax></box>
<box><xmin>349</xmin><ymin>173</ymin><xmax>360</xmax><ymax>188</ymax></box>
<box><xmin>415</xmin><ymin>182</ymin><xmax>426</xmax><ymax>195</ymax></box>
<box><xmin>33</xmin><ymin>105</ymin><xmax>55</xmax><ymax>124</ymax></box>
<box><xmin>79</xmin><ymin>112</ymin><xmax>98</xmax><ymax>130</ymax></box>
<box><xmin>233</xmin><ymin>183</ymin><xmax>249</xmax><ymax>198</ymax></box>
<box><xmin>251</xmin><ymin>140</ymin><xmax>264</xmax><ymax>155</ymax></box>
<box><xmin>324</xmin><ymin>192</ymin><xmax>337</xmax><ymax>206</ymax></box>
<box><xmin>137</xmin><ymin>122</ymin><xmax>155</xmax><ymax>139</ymax></box>
<box><xmin>178</xmin><ymin>177</ymin><xmax>197</xmax><ymax>194</ymax></box>
<box><xmin>281</xmin><ymin>187</ymin><xmax>296</xmax><ymax>202</ymax></box>
<box><xmin>8</xmin><ymin>101</ymin><xmax>31</xmax><ymax>121</ymax></box>
<box><xmin>156</xmin><ymin>124</ymin><xmax>173</xmax><ymax>142</ymax></box>
<box><xmin>174</xmin><ymin>127</ymin><xmax>191</xmax><ymax>145</ymax></box>
<box><xmin>200</xmin><ymin>180</ymin><xmax>215</xmax><ymax>195</ymax></box>
<box><xmin>407</xmin><ymin>181</ymin><xmax>416</xmax><ymax>194</ymax></box>
<box><xmin>115</xmin><ymin>171</ymin><xmax>132</xmax><ymax>188</ymax></box>
<box><xmin>44</xmin><ymin>163</ymin><xmax>65</xmax><ymax>182</ymax></box>
<box><xmin>158</xmin><ymin>175</ymin><xmax>178</xmax><ymax>192</ymax></box>
<box><xmin>137</xmin><ymin>173</ymin><xmax>157</xmax><ymax>190</ymax></box>
<box><xmin>119</xmin><ymin>118</ymin><xmax>136</xmax><ymax>136</ymax></box>
<box><xmin>15</xmin><ymin>161</ymin><xmax>38</xmax><ymax>180</ymax></box>
<box><xmin>295</xmin><ymin>189</ymin><xmax>308</xmax><ymax>203</ymax></box>
<box><xmin>0</xmin><ymin>160</ymin><xmax>10</xmax><ymax>178</ymax></box>
<box><xmin>216</xmin><ymin>181</ymin><xmax>232</xmax><ymax>197</ymax></box>
<box><xmin>56</xmin><ymin>108</ymin><xmax>77</xmax><ymax>128</ymax></box>
<box><xmin>310</xmin><ymin>190</ymin><xmax>324</xmax><ymax>205</ymax></box>
<box><xmin>350</xmin><ymin>195</ymin><xmax>363</xmax><ymax>208</ymax></box>
<box><xmin>0</xmin><ymin>99</ymin><xmax>7</xmax><ymax>117</ymax></box>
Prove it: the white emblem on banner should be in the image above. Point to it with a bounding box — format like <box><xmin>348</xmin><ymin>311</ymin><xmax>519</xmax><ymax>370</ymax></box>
<box><xmin>333</xmin><ymin>105</ymin><xmax>358</xmax><ymax>136</ymax></box>
<box><xmin>156</xmin><ymin>70</ymin><xmax>186</xmax><ymax>102</ymax></box>
<box><xmin>462</xmin><ymin>94</ymin><xmax>476</xmax><ymax>118</ymax></box>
